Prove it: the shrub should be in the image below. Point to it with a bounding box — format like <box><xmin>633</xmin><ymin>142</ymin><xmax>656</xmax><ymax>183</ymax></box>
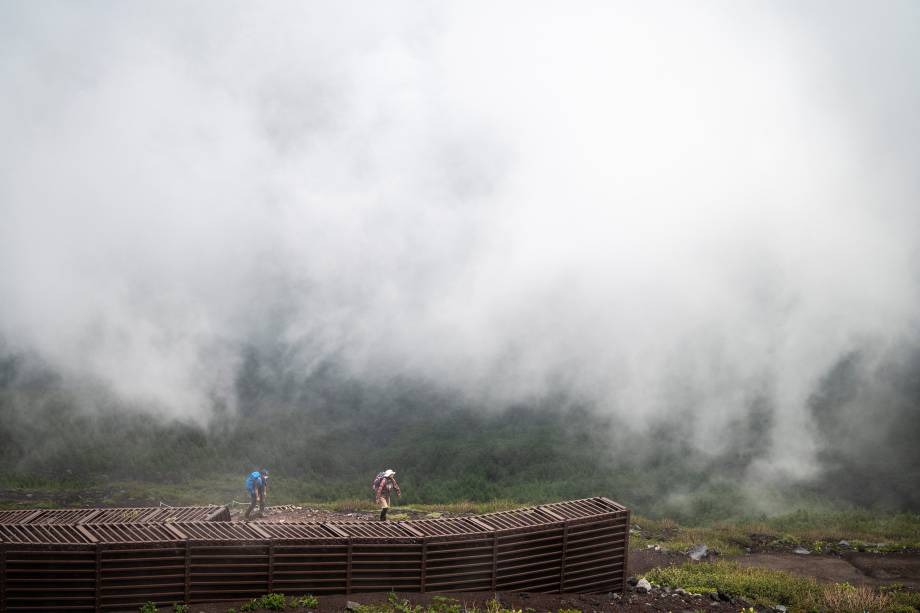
<box><xmin>428</xmin><ymin>596</ymin><xmax>461</xmax><ymax>613</ymax></box>
<box><xmin>291</xmin><ymin>594</ymin><xmax>319</xmax><ymax>609</ymax></box>
<box><xmin>139</xmin><ymin>603</ymin><xmax>158</xmax><ymax>613</ymax></box>
<box><xmin>888</xmin><ymin>589</ymin><xmax>920</xmax><ymax>611</ymax></box>
<box><xmin>822</xmin><ymin>582</ymin><xmax>891</xmax><ymax>613</ymax></box>
<box><xmin>259</xmin><ymin>593</ymin><xmax>288</xmax><ymax>610</ymax></box>
<box><xmin>648</xmin><ymin>561</ymin><xmax>816</xmax><ymax>607</ymax></box>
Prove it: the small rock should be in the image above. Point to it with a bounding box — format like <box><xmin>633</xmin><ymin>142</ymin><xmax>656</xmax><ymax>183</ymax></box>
<box><xmin>636</xmin><ymin>578</ymin><xmax>652</xmax><ymax>593</ymax></box>
<box><xmin>709</xmin><ymin>592</ymin><xmax>719</xmax><ymax>601</ymax></box>
<box><xmin>627</xmin><ymin>576</ymin><xmax>639</xmax><ymax>586</ymax></box>
<box><xmin>717</xmin><ymin>590</ymin><xmax>730</xmax><ymax>602</ymax></box>
<box><xmin>675</xmin><ymin>588</ymin><xmax>687</xmax><ymax>596</ymax></box>
<box><xmin>688</xmin><ymin>544</ymin><xmax>708</xmax><ymax>561</ymax></box>
<box><xmin>773</xmin><ymin>606</ymin><xmax>787</xmax><ymax>613</ymax></box>
<box><xmin>838</xmin><ymin>540</ymin><xmax>850</xmax><ymax>548</ymax></box>
<box><xmin>346</xmin><ymin>601</ymin><xmax>363</xmax><ymax>611</ymax></box>
<box><xmin>794</xmin><ymin>547</ymin><xmax>810</xmax><ymax>555</ymax></box>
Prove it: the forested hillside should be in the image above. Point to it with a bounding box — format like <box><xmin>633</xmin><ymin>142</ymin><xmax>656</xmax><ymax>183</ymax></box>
<box><xmin>2</xmin><ymin>346</ymin><xmax>919</xmax><ymax>520</ymax></box>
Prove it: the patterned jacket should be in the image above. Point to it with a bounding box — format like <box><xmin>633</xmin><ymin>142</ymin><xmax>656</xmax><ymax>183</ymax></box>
<box><xmin>374</xmin><ymin>475</ymin><xmax>401</xmax><ymax>504</ymax></box>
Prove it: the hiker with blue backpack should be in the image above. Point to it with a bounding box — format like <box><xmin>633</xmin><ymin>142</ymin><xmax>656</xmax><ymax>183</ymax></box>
<box><xmin>244</xmin><ymin>468</ymin><xmax>269</xmax><ymax>520</ymax></box>
<box><xmin>373</xmin><ymin>469</ymin><xmax>401</xmax><ymax>521</ymax></box>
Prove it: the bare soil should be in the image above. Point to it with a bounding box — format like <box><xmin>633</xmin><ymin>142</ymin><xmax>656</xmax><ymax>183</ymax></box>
<box><xmin>178</xmin><ymin>589</ymin><xmax>752</xmax><ymax>613</ymax></box>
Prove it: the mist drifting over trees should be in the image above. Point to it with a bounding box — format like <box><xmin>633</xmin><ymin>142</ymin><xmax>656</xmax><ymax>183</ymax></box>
<box><xmin>1</xmin><ymin>2</ymin><xmax>919</xmax><ymax>514</ymax></box>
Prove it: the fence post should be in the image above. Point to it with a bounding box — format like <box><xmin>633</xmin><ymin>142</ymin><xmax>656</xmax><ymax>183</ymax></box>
<box><xmin>184</xmin><ymin>541</ymin><xmax>192</xmax><ymax>603</ymax></box>
<box><xmin>95</xmin><ymin>543</ymin><xmax>102</xmax><ymax>611</ymax></box>
<box><xmin>1</xmin><ymin>542</ymin><xmax>7</xmax><ymax>613</ymax></box>
<box><xmin>267</xmin><ymin>540</ymin><xmax>274</xmax><ymax>593</ymax></box>
<box><xmin>559</xmin><ymin>522</ymin><xmax>569</xmax><ymax>593</ymax></box>
<box><xmin>491</xmin><ymin>533</ymin><xmax>498</xmax><ymax>592</ymax></box>
<box><xmin>622</xmin><ymin>509</ymin><xmax>631</xmax><ymax>594</ymax></box>
<box><xmin>346</xmin><ymin>539</ymin><xmax>353</xmax><ymax>595</ymax></box>
<box><xmin>420</xmin><ymin>538</ymin><xmax>427</xmax><ymax>593</ymax></box>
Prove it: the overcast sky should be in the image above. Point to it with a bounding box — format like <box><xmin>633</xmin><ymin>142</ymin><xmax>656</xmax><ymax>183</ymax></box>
<box><xmin>1</xmin><ymin>1</ymin><xmax>919</xmax><ymax>483</ymax></box>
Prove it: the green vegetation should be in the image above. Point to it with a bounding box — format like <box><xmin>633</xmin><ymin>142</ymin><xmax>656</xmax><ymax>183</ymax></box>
<box><xmin>173</xmin><ymin>605</ymin><xmax>189</xmax><ymax>613</ymax></box>
<box><xmin>290</xmin><ymin>594</ymin><xmax>319</xmax><ymax>609</ymax></box>
<box><xmin>631</xmin><ymin>509</ymin><xmax>920</xmax><ymax>555</ymax></box>
<box><xmin>139</xmin><ymin>603</ymin><xmax>157</xmax><ymax>613</ymax></box>
<box><xmin>883</xmin><ymin>587</ymin><xmax>920</xmax><ymax>611</ymax></box>
<box><xmin>647</xmin><ymin>562</ymin><xmax>914</xmax><ymax>613</ymax></box>
<box><xmin>239</xmin><ymin>593</ymin><xmax>291</xmax><ymax>611</ymax></box>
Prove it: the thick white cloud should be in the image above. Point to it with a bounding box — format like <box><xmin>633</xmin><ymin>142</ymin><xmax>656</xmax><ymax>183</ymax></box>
<box><xmin>1</xmin><ymin>1</ymin><xmax>918</xmax><ymax>479</ymax></box>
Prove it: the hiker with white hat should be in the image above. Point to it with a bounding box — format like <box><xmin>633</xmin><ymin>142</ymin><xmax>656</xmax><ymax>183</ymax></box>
<box><xmin>372</xmin><ymin>469</ymin><xmax>401</xmax><ymax>521</ymax></box>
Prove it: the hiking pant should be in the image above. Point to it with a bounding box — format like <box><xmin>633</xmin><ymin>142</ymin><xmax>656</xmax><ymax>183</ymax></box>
<box><xmin>245</xmin><ymin>488</ymin><xmax>265</xmax><ymax>519</ymax></box>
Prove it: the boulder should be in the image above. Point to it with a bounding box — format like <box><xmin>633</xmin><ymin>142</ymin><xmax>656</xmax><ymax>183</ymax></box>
<box><xmin>636</xmin><ymin>578</ymin><xmax>652</xmax><ymax>593</ymax></box>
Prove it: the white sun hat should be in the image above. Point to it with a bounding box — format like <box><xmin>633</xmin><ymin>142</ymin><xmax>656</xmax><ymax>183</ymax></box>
<box><xmin>383</xmin><ymin>469</ymin><xmax>396</xmax><ymax>477</ymax></box>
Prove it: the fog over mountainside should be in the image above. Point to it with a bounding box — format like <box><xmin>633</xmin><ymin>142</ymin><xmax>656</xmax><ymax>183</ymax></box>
<box><xmin>1</xmin><ymin>2</ymin><xmax>919</xmax><ymax>513</ymax></box>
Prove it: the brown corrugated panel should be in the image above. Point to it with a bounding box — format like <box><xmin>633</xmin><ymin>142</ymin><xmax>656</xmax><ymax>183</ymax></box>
<box><xmin>253</xmin><ymin>523</ymin><xmax>342</xmax><ymax>540</ymax></box>
<box><xmin>0</xmin><ymin>505</ymin><xmax>229</xmax><ymax>525</ymax></box>
<box><xmin>189</xmin><ymin>542</ymin><xmax>270</xmax><ymax>602</ymax></box>
<box><xmin>174</xmin><ymin>522</ymin><xmax>266</xmax><ymax>541</ymax></box>
<box><xmin>541</xmin><ymin>497</ymin><xmax>626</xmax><ymax>519</ymax></box>
<box><xmin>0</xmin><ymin>524</ymin><xmax>95</xmax><ymax>545</ymax></box>
<box><xmin>402</xmin><ymin>518</ymin><xmax>487</xmax><ymax>537</ymax></box>
<box><xmin>326</xmin><ymin>521</ymin><xmax>418</xmax><ymax>539</ymax></box>
<box><xmin>476</xmin><ymin>507</ymin><xmax>558</xmax><ymax>531</ymax></box>
<box><xmin>2</xmin><ymin>544</ymin><xmax>97</xmax><ymax>611</ymax></box>
<box><xmin>98</xmin><ymin>543</ymin><xmax>188</xmax><ymax>611</ymax></box>
<box><xmin>0</xmin><ymin>511</ymin><xmax>36</xmax><ymax>525</ymax></box>
<box><xmin>84</xmin><ymin>523</ymin><xmax>185</xmax><ymax>544</ymax></box>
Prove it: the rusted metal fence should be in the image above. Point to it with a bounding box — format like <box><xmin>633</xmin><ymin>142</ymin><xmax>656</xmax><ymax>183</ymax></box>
<box><xmin>0</xmin><ymin>497</ymin><xmax>628</xmax><ymax>611</ymax></box>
